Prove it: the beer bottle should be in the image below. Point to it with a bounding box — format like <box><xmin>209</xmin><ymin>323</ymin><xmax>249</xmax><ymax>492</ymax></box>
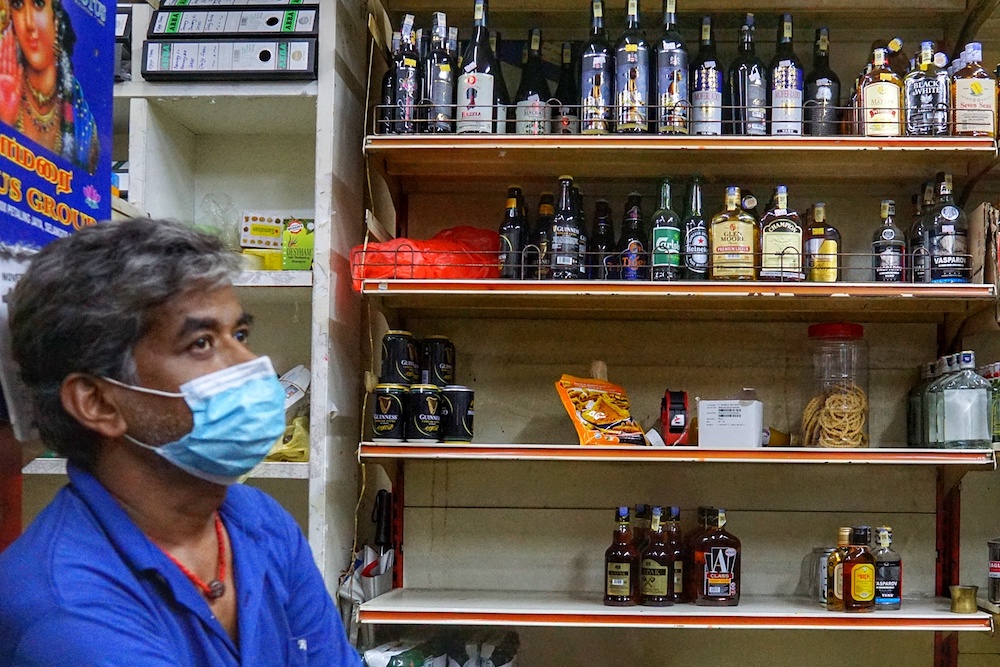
<box><xmin>640</xmin><ymin>506</ymin><xmax>673</xmax><ymax>606</ymax></box>
<box><xmin>605</xmin><ymin>506</ymin><xmax>639</xmax><ymax>606</ymax></box>
<box><xmin>574</xmin><ymin>187</ymin><xmax>588</xmax><ymax>279</ymax></box>
<box><xmin>650</xmin><ymin>177</ymin><xmax>682</xmax><ymax>280</ymax></box>
<box><xmin>499</xmin><ymin>186</ymin><xmax>526</xmax><ymax>279</ymax></box>
<box><xmin>526</xmin><ymin>193</ymin><xmax>555</xmax><ymax>280</ymax></box>
<box><xmin>617</xmin><ymin>193</ymin><xmax>648</xmax><ymax>280</ymax></box>
<box><xmin>682</xmin><ymin>176</ymin><xmax>709</xmax><ymax>280</ymax></box>
<box><xmin>550</xmin><ymin>176</ymin><xmax>582</xmax><ymax>279</ymax></box>
<box><xmin>515</xmin><ymin>28</ymin><xmax>551</xmax><ymax>135</ymax></box>
<box><xmin>665</xmin><ymin>506</ymin><xmax>691</xmax><ymax>603</ymax></box>
<box><xmin>842</xmin><ymin>526</ymin><xmax>877</xmax><ymax>612</ymax></box>
<box><xmin>693</xmin><ymin>508</ymin><xmax>741</xmax><ymax>606</ymax></box>
<box><xmin>587</xmin><ymin>199</ymin><xmax>616</xmax><ymax>280</ymax></box>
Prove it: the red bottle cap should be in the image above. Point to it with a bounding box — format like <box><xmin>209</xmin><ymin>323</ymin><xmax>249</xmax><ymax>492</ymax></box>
<box><xmin>808</xmin><ymin>322</ymin><xmax>864</xmax><ymax>340</ymax></box>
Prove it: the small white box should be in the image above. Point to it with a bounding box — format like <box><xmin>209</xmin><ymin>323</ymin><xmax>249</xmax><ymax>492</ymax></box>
<box><xmin>698</xmin><ymin>400</ymin><xmax>764</xmax><ymax>449</ymax></box>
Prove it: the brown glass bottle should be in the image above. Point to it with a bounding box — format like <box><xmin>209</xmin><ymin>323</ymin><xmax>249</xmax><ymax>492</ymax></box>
<box><xmin>683</xmin><ymin>506</ymin><xmax>711</xmax><ymax>600</ymax></box>
<box><xmin>664</xmin><ymin>506</ymin><xmax>691</xmax><ymax>603</ymax></box>
<box><xmin>842</xmin><ymin>525</ymin><xmax>876</xmax><ymax>612</ymax></box>
<box><xmin>693</xmin><ymin>508</ymin><xmax>741</xmax><ymax>606</ymax></box>
<box><xmin>632</xmin><ymin>504</ymin><xmax>650</xmax><ymax>554</ymax></box>
<box><xmin>604</xmin><ymin>506</ymin><xmax>639</xmax><ymax>606</ymax></box>
<box><xmin>825</xmin><ymin>526</ymin><xmax>852</xmax><ymax>611</ymax></box>
<box><xmin>640</xmin><ymin>506</ymin><xmax>673</xmax><ymax>606</ymax></box>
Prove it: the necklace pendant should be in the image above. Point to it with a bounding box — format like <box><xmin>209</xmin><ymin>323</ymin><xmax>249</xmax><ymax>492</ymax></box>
<box><xmin>207</xmin><ymin>580</ymin><xmax>226</xmax><ymax>599</ymax></box>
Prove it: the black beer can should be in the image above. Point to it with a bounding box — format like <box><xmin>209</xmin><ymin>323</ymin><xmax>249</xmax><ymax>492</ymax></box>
<box><xmin>405</xmin><ymin>384</ymin><xmax>442</xmax><ymax>441</ymax></box>
<box><xmin>372</xmin><ymin>384</ymin><xmax>407</xmax><ymax>442</ymax></box>
<box><xmin>441</xmin><ymin>385</ymin><xmax>475</xmax><ymax>442</ymax></box>
<box><xmin>380</xmin><ymin>330</ymin><xmax>420</xmax><ymax>385</ymax></box>
<box><xmin>420</xmin><ymin>335</ymin><xmax>455</xmax><ymax>386</ymax></box>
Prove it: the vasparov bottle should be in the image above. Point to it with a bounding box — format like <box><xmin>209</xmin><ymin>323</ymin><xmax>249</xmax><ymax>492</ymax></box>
<box><xmin>640</xmin><ymin>506</ymin><xmax>673</xmax><ymax>606</ymax></box>
<box><xmin>842</xmin><ymin>526</ymin><xmax>877</xmax><ymax>612</ymax></box>
<box><xmin>710</xmin><ymin>186</ymin><xmax>759</xmax><ymax>281</ymax></box>
<box><xmin>874</xmin><ymin>526</ymin><xmax>902</xmax><ymax>610</ymax></box>
<box><xmin>826</xmin><ymin>526</ymin><xmax>851</xmax><ymax>611</ymax></box>
<box><xmin>693</xmin><ymin>508</ymin><xmax>741</xmax><ymax>606</ymax></box>
<box><xmin>604</xmin><ymin>506</ymin><xmax>639</xmax><ymax>606</ymax></box>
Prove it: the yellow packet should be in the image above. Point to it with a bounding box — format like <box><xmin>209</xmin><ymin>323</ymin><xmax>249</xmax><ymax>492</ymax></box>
<box><xmin>555</xmin><ymin>374</ymin><xmax>645</xmax><ymax>446</ymax></box>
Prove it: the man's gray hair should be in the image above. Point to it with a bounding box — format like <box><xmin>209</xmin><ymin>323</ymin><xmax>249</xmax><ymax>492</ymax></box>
<box><xmin>8</xmin><ymin>219</ymin><xmax>242</xmax><ymax>469</ymax></box>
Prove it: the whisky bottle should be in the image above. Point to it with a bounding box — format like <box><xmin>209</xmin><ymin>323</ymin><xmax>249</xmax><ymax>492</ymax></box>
<box><xmin>826</xmin><ymin>526</ymin><xmax>852</xmax><ymax>611</ymax></box>
<box><xmin>683</xmin><ymin>507</ymin><xmax>712</xmax><ymax>600</ymax></box>
<box><xmin>842</xmin><ymin>526</ymin><xmax>876</xmax><ymax>612</ymax></box>
<box><xmin>498</xmin><ymin>186</ymin><xmax>526</xmax><ymax>279</ymax></box>
<box><xmin>768</xmin><ymin>13</ymin><xmax>804</xmax><ymax>136</ymax></box>
<box><xmin>927</xmin><ymin>172</ymin><xmax>970</xmax><ymax>283</ymax></box>
<box><xmin>874</xmin><ymin>526</ymin><xmax>902</xmax><ymax>610</ymax></box>
<box><xmin>727</xmin><ymin>14</ymin><xmax>767</xmax><ymax>135</ymax></box>
<box><xmin>653</xmin><ymin>0</ymin><xmax>688</xmax><ymax>135</ymax></box>
<box><xmin>615</xmin><ymin>0</ymin><xmax>650</xmax><ymax>133</ymax></box>
<box><xmin>710</xmin><ymin>186</ymin><xmax>759</xmax><ymax>281</ymax></box>
<box><xmin>587</xmin><ymin>200</ymin><xmax>616</xmax><ymax>280</ymax></box>
<box><xmin>904</xmin><ymin>40</ymin><xmax>949</xmax><ymax>136</ymax></box>
<box><xmin>665</xmin><ymin>506</ymin><xmax>691</xmax><ymax>603</ymax></box>
<box><xmin>424</xmin><ymin>13</ymin><xmax>456</xmax><ymax>134</ymax></box>
<box><xmin>953</xmin><ymin>42</ymin><xmax>996</xmax><ymax>137</ymax></box>
<box><xmin>650</xmin><ymin>177</ymin><xmax>682</xmax><ymax>280</ymax></box>
<box><xmin>804</xmin><ymin>203</ymin><xmax>840</xmax><ymax>282</ymax></box>
<box><xmin>618</xmin><ymin>193</ymin><xmax>648</xmax><ymax>280</ymax></box>
<box><xmin>552</xmin><ymin>43</ymin><xmax>580</xmax><ymax>134</ymax></box>
<box><xmin>759</xmin><ymin>185</ymin><xmax>803</xmax><ymax>281</ymax></box>
<box><xmin>907</xmin><ymin>183</ymin><xmax>933</xmax><ymax>283</ymax></box>
<box><xmin>550</xmin><ymin>176</ymin><xmax>582</xmax><ymax>279</ymax></box>
<box><xmin>804</xmin><ymin>27</ymin><xmax>841</xmax><ymax>136</ymax></box>
<box><xmin>515</xmin><ymin>29</ymin><xmax>551</xmax><ymax>135</ymax></box>
<box><xmin>690</xmin><ymin>16</ymin><xmax>723</xmax><ymax>136</ymax></box>
<box><xmin>457</xmin><ymin>0</ymin><xmax>507</xmax><ymax>133</ymax></box>
<box><xmin>693</xmin><ymin>508</ymin><xmax>741</xmax><ymax>606</ymax></box>
<box><xmin>632</xmin><ymin>503</ymin><xmax>650</xmax><ymax>552</ymax></box>
<box><xmin>640</xmin><ymin>506</ymin><xmax>673</xmax><ymax>606</ymax></box>
<box><xmin>605</xmin><ymin>506</ymin><xmax>639</xmax><ymax>606</ymax></box>
<box><xmin>859</xmin><ymin>48</ymin><xmax>902</xmax><ymax>137</ymax></box>
<box><xmin>872</xmin><ymin>199</ymin><xmax>905</xmax><ymax>282</ymax></box>
<box><xmin>682</xmin><ymin>175</ymin><xmax>709</xmax><ymax>279</ymax></box>
<box><xmin>580</xmin><ymin>0</ymin><xmax>614</xmax><ymax>134</ymax></box>
<box><xmin>393</xmin><ymin>16</ymin><xmax>421</xmax><ymax>134</ymax></box>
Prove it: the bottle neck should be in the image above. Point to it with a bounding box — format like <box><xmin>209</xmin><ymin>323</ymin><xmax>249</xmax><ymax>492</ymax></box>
<box><xmin>472</xmin><ymin>0</ymin><xmax>488</xmax><ymax>29</ymax></box>
<box><xmin>590</xmin><ymin>0</ymin><xmax>605</xmax><ymax>34</ymax></box>
<box><xmin>777</xmin><ymin>17</ymin><xmax>793</xmax><ymax>51</ymax></box>
<box><xmin>558</xmin><ymin>181</ymin><xmax>574</xmax><ymax>211</ymax></box>
<box><xmin>814</xmin><ymin>33</ymin><xmax>830</xmax><ymax>69</ymax></box>
<box><xmin>659</xmin><ymin>181</ymin><xmax>672</xmax><ymax>211</ymax></box>
<box><xmin>662</xmin><ymin>0</ymin><xmax>676</xmax><ymax>32</ymax></box>
<box><xmin>739</xmin><ymin>26</ymin><xmax>754</xmax><ymax>54</ymax></box>
<box><xmin>688</xmin><ymin>183</ymin><xmax>703</xmax><ymax>216</ymax></box>
<box><xmin>626</xmin><ymin>0</ymin><xmax>640</xmax><ymax>29</ymax></box>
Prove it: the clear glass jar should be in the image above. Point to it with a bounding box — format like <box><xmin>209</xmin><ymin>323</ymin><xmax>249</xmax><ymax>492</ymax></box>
<box><xmin>801</xmin><ymin>323</ymin><xmax>870</xmax><ymax>448</ymax></box>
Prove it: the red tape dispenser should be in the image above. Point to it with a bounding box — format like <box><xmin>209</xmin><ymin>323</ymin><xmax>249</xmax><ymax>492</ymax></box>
<box><xmin>660</xmin><ymin>391</ymin><xmax>691</xmax><ymax>446</ymax></box>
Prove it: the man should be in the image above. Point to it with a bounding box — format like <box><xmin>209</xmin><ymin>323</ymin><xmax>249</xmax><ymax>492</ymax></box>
<box><xmin>0</xmin><ymin>219</ymin><xmax>361</xmax><ymax>666</ymax></box>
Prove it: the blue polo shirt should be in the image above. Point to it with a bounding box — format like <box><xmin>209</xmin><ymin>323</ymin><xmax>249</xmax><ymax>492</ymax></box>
<box><xmin>0</xmin><ymin>464</ymin><xmax>362</xmax><ymax>666</ymax></box>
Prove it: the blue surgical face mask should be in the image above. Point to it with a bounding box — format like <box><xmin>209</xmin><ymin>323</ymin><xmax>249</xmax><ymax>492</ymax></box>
<box><xmin>104</xmin><ymin>356</ymin><xmax>286</xmax><ymax>485</ymax></box>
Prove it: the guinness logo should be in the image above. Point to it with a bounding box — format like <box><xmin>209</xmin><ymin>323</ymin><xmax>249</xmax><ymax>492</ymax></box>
<box><xmin>427</xmin><ymin>396</ymin><xmax>438</xmax><ymax>415</ymax></box>
<box><xmin>378</xmin><ymin>396</ymin><xmax>392</xmax><ymax>414</ymax></box>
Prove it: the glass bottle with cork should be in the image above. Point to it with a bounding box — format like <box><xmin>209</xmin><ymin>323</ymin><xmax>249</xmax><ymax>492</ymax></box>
<box><xmin>693</xmin><ymin>508</ymin><xmax>741</xmax><ymax>606</ymax></box>
<box><xmin>604</xmin><ymin>506</ymin><xmax>639</xmax><ymax>606</ymax></box>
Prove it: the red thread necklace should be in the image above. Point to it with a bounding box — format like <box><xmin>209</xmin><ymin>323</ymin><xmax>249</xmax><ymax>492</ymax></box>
<box><xmin>158</xmin><ymin>513</ymin><xmax>227</xmax><ymax>600</ymax></box>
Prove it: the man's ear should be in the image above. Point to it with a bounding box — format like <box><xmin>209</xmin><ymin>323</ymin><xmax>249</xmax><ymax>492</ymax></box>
<box><xmin>60</xmin><ymin>374</ymin><xmax>128</xmax><ymax>439</ymax></box>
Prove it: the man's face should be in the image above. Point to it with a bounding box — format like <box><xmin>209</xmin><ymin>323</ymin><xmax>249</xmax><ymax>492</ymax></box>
<box><xmin>120</xmin><ymin>285</ymin><xmax>255</xmax><ymax>446</ymax></box>
<box><xmin>11</xmin><ymin>0</ymin><xmax>56</xmax><ymax>75</ymax></box>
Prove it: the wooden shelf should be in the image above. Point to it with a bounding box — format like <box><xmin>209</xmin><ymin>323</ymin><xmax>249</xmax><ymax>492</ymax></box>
<box><xmin>359</xmin><ymin>442</ymin><xmax>997</xmax><ymax>467</ymax></box>
<box><xmin>21</xmin><ymin>458</ymin><xmax>309</xmax><ymax>480</ymax></box>
<box><xmin>359</xmin><ymin>589</ymin><xmax>993</xmax><ymax>632</ymax></box>
<box><xmin>361</xmin><ymin>279</ymin><xmax>996</xmax><ymax>323</ymax></box>
<box><xmin>364</xmin><ymin>136</ymin><xmax>997</xmax><ymax>184</ymax></box>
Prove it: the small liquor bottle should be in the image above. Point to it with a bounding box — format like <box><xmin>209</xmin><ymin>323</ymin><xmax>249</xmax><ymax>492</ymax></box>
<box><xmin>804</xmin><ymin>203</ymin><xmax>840</xmax><ymax>282</ymax></box>
<box><xmin>710</xmin><ymin>186</ymin><xmax>759</xmax><ymax>281</ymax></box>
<box><xmin>859</xmin><ymin>48</ymin><xmax>902</xmax><ymax>137</ymax></box>
<box><xmin>825</xmin><ymin>526</ymin><xmax>851</xmax><ymax>611</ymax></box>
<box><xmin>640</xmin><ymin>506</ymin><xmax>673</xmax><ymax>606</ymax></box>
<box><xmin>872</xmin><ymin>199</ymin><xmax>906</xmax><ymax>282</ymax></box>
<box><xmin>874</xmin><ymin>526</ymin><xmax>902</xmax><ymax>610</ymax></box>
<box><xmin>842</xmin><ymin>526</ymin><xmax>877</xmax><ymax>612</ymax></box>
<box><xmin>759</xmin><ymin>185</ymin><xmax>803</xmax><ymax>281</ymax></box>
<box><xmin>693</xmin><ymin>508</ymin><xmax>741</xmax><ymax>606</ymax></box>
<box><xmin>664</xmin><ymin>506</ymin><xmax>691</xmax><ymax>603</ymax></box>
<box><xmin>605</xmin><ymin>506</ymin><xmax>639</xmax><ymax>606</ymax></box>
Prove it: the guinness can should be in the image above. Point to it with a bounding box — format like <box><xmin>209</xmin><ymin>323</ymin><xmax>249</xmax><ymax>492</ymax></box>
<box><xmin>372</xmin><ymin>384</ymin><xmax>407</xmax><ymax>442</ymax></box>
<box><xmin>441</xmin><ymin>385</ymin><xmax>475</xmax><ymax>442</ymax></box>
<box><xmin>380</xmin><ymin>330</ymin><xmax>420</xmax><ymax>385</ymax></box>
<box><xmin>420</xmin><ymin>335</ymin><xmax>455</xmax><ymax>386</ymax></box>
<box><xmin>406</xmin><ymin>384</ymin><xmax>442</xmax><ymax>441</ymax></box>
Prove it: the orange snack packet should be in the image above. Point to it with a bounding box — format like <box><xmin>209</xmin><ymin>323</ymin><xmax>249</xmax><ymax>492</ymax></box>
<box><xmin>555</xmin><ymin>374</ymin><xmax>646</xmax><ymax>446</ymax></box>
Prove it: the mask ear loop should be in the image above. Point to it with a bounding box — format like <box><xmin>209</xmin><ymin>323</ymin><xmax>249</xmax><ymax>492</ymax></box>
<box><xmin>101</xmin><ymin>376</ymin><xmax>186</xmax><ymax>399</ymax></box>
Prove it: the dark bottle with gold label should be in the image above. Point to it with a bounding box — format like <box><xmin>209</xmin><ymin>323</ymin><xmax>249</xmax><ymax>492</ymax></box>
<box><xmin>842</xmin><ymin>525</ymin><xmax>877</xmax><ymax>612</ymax></box>
<box><xmin>693</xmin><ymin>508</ymin><xmax>741</xmax><ymax>606</ymax></box>
<box><xmin>605</xmin><ymin>506</ymin><xmax>639</xmax><ymax>606</ymax></box>
<box><xmin>665</xmin><ymin>506</ymin><xmax>691</xmax><ymax>603</ymax></box>
<box><xmin>640</xmin><ymin>506</ymin><xmax>673</xmax><ymax>606</ymax></box>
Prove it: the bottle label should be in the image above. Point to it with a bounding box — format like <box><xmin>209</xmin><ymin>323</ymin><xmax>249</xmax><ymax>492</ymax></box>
<box><xmin>515</xmin><ymin>97</ymin><xmax>549</xmax><ymax>134</ymax></box>
<box><xmin>703</xmin><ymin>546</ymin><xmax>738</xmax><ymax>597</ymax></box>
<box><xmin>905</xmin><ymin>74</ymin><xmax>949</xmax><ymax>135</ymax></box>
<box><xmin>428</xmin><ymin>62</ymin><xmax>455</xmax><ymax>130</ymax></box>
<box><xmin>804</xmin><ymin>80</ymin><xmax>839</xmax><ymax>136</ymax></box>
<box><xmin>929</xmin><ymin>227</ymin><xmax>969</xmax><ymax>282</ymax></box>
<box><xmin>641</xmin><ymin>559</ymin><xmax>669</xmax><ymax>597</ymax></box>
<box><xmin>833</xmin><ymin>562</ymin><xmax>844</xmax><ymax>600</ymax></box>
<box><xmin>861</xmin><ymin>82</ymin><xmax>901</xmax><ymax>136</ymax></box>
<box><xmin>911</xmin><ymin>242</ymin><xmax>930</xmax><ymax>282</ymax></box>
<box><xmin>760</xmin><ymin>223</ymin><xmax>802</xmax><ymax>279</ymax></box>
<box><xmin>954</xmin><ymin>78</ymin><xmax>997</xmax><ymax>135</ymax></box>
<box><xmin>551</xmin><ymin>224</ymin><xmax>581</xmax><ymax>272</ymax></box>
<box><xmin>712</xmin><ymin>220</ymin><xmax>755</xmax><ymax>277</ymax></box>
<box><xmin>652</xmin><ymin>225</ymin><xmax>682</xmax><ymax>271</ymax></box>
<box><xmin>770</xmin><ymin>63</ymin><xmax>803</xmax><ymax>135</ymax></box>
<box><xmin>992</xmin><ymin>390</ymin><xmax>1000</xmax><ymax>441</ymax></box>
<box><xmin>806</xmin><ymin>237</ymin><xmax>838</xmax><ymax>282</ymax></box>
<box><xmin>394</xmin><ymin>64</ymin><xmax>420</xmax><ymax>132</ymax></box>
<box><xmin>746</xmin><ymin>78</ymin><xmax>767</xmax><ymax>135</ymax></box>
<box><xmin>691</xmin><ymin>64</ymin><xmax>723</xmax><ymax>135</ymax></box>
<box><xmin>873</xmin><ymin>243</ymin><xmax>905</xmax><ymax>281</ymax></box>
<box><xmin>616</xmin><ymin>44</ymin><xmax>649</xmax><ymax>130</ymax></box>
<box><xmin>457</xmin><ymin>72</ymin><xmax>496</xmax><ymax>133</ymax></box>
<box><xmin>656</xmin><ymin>49</ymin><xmax>689</xmax><ymax>133</ymax></box>
<box><xmin>582</xmin><ymin>53</ymin><xmax>613</xmax><ymax>134</ymax></box>
<box><xmin>620</xmin><ymin>238</ymin><xmax>646</xmax><ymax>280</ymax></box>
<box><xmin>673</xmin><ymin>561</ymin><xmax>684</xmax><ymax>595</ymax></box>
<box><xmin>875</xmin><ymin>562</ymin><xmax>902</xmax><ymax>605</ymax></box>
<box><xmin>850</xmin><ymin>563</ymin><xmax>876</xmax><ymax>602</ymax></box>
<box><xmin>943</xmin><ymin>388</ymin><xmax>989</xmax><ymax>443</ymax></box>
<box><xmin>554</xmin><ymin>107</ymin><xmax>580</xmax><ymax>134</ymax></box>
<box><xmin>606</xmin><ymin>562</ymin><xmax>632</xmax><ymax>596</ymax></box>
<box><xmin>685</xmin><ymin>226</ymin><xmax>709</xmax><ymax>274</ymax></box>
<box><xmin>990</xmin><ymin>560</ymin><xmax>1000</xmax><ymax>578</ymax></box>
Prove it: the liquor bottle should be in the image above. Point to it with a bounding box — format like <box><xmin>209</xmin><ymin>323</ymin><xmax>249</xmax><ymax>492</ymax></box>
<box><xmin>580</xmin><ymin>0</ymin><xmax>614</xmax><ymax>135</ymax></box>
<box><xmin>490</xmin><ymin>30</ymin><xmax>512</xmax><ymax>132</ymax></box>
<box><xmin>804</xmin><ymin>27</ymin><xmax>841</xmax><ymax>136</ymax></box>
<box><xmin>690</xmin><ymin>16</ymin><xmax>723</xmax><ymax>136</ymax></box>
<box><xmin>640</xmin><ymin>506</ymin><xmax>673</xmax><ymax>606</ymax></box>
<box><xmin>499</xmin><ymin>186</ymin><xmax>526</xmax><ymax>279</ymax></box>
<box><xmin>908</xmin><ymin>186</ymin><xmax>929</xmax><ymax>283</ymax></box>
<box><xmin>664</xmin><ymin>506</ymin><xmax>691</xmax><ymax>603</ymax></box>
<box><xmin>941</xmin><ymin>350</ymin><xmax>991</xmax><ymax>448</ymax></box>
<box><xmin>515</xmin><ymin>29</ymin><xmax>551</xmax><ymax>135</ymax></box>
<box><xmin>682</xmin><ymin>175</ymin><xmax>709</xmax><ymax>279</ymax></box>
<box><xmin>632</xmin><ymin>503</ymin><xmax>649</xmax><ymax>553</ymax></box>
<box><xmin>604</xmin><ymin>506</ymin><xmax>639</xmax><ymax>606</ymax></box>
<box><xmin>553</xmin><ymin>42</ymin><xmax>580</xmax><ymax>134</ymax></box>
<box><xmin>872</xmin><ymin>199</ymin><xmax>905</xmax><ymax>282</ymax></box>
<box><xmin>858</xmin><ymin>48</ymin><xmax>902</xmax><ymax>137</ymax></box>
<box><xmin>588</xmin><ymin>199</ymin><xmax>616</xmax><ymax>280</ymax></box>
<box><xmin>908</xmin><ymin>361</ymin><xmax>935</xmax><ymax>446</ymax></box>
<box><xmin>693</xmin><ymin>508</ymin><xmax>740</xmax><ymax>606</ymax></box>
<box><xmin>759</xmin><ymin>185</ymin><xmax>803</xmax><ymax>281</ymax></box>
<box><xmin>726</xmin><ymin>14</ymin><xmax>767</xmax><ymax>136</ymax></box>
<box><xmin>953</xmin><ymin>42</ymin><xmax>996</xmax><ymax>137</ymax></box>
<box><xmin>394</xmin><ymin>17</ymin><xmax>421</xmax><ymax>134</ymax></box>
<box><xmin>842</xmin><ymin>526</ymin><xmax>876</xmax><ymax>613</ymax></box>
<box><xmin>904</xmin><ymin>40</ymin><xmax>949</xmax><ymax>136</ymax></box>
<box><xmin>768</xmin><ymin>14</ymin><xmax>804</xmax><ymax>136</ymax></box>
<box><xmin>653</xmin><ymin>0</ymin><xmax>688</xmax><ymax>135</ymax></box>
<box><xmin>424</xmin><ymin>13</ymin><xmax>456</xmax><ymax>133</ymax></box>
<box><xmin>549</xmin><ymin>177</ymin><xmax>581</xmax><ymax>279</ymax></box>
<box><xmin>379</xmin><ymin>31</ymin><xmax>402</xmax><ymax>135</ymax></box>
<box><xmin>741</xmin><ymin>190</ymin><xmax>760</xmax><ymax>220</ymax></box>
<box><xmin>825</xmin><ymin>526</ymin><xmax>852</xmax><ymax>611</ymax></box>
<box><xmin>615</xmin><ymin>0</ymin><xmax>650</xmax><ymax>133</ymax></box>
<box><xmin>457</xmin><ymin>0</ymin><xmax>507</xmax><ymax>134</ymax></box>
<box><xmin>447</xmin><ymin>26</ymin><xmax>459</xmax><ymax>61</ymax></box>
<box><xmin>927</xmin><ymin>172</ymin><xmax>970</xmax><ymax>283</ymax></box>
<box><xmin>683</xmin><ymin>507</ymin><xmax>712</xmax><ymax>600</ymax></box>
<box><xmin>927</xmin><ymin>355</ymin><xmax>958</xmax><ymax>448</ymax></box>
<box><xmin>574</xmin><ymin>187</ymin><xmax>588</xmax><ymax>279</ymax></box>
<box><xmin>886</xmin><ymin>37</ymin><xmax>910</xmax><ymax>78</ymax></box>
<box><xmin>874</xmin><ymin>526</ymin><xmax>902</xmax><ymax>610</ymax></box>
<box><xmin>710</xmin><ymin>186</ymin><xmax>758</xmax><ymax>281</ymax></box>
<box><xmin>618</xmin><ymin>193</ymin><xmax>648</xmax><ymax>280</ymax></box>
<box><xmin>527</xmin><ymin>193</ymin><xmax>555</xmax><ymax>280</ymax></box>
<box><xmin>804</xmin><ymin>203</ymin><xmax>840</xmax><ymax>282</ymax></box>
<box><xmin>650</xmin><ymin>177</ymin><xmax>682</xmax><ymax>280</ymax></box>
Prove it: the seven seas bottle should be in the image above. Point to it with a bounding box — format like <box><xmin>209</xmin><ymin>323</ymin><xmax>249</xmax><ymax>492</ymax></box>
<box><xmin>615</xmin><ymin>0</ymin><xmax>650</xmax><ymax>133</ymax></box>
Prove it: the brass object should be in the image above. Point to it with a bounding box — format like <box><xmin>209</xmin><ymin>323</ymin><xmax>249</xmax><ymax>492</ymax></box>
<box><xmin>950</xmin><ymin>585</ymin><xmax>979</xmax><ymax>614</ymax></box>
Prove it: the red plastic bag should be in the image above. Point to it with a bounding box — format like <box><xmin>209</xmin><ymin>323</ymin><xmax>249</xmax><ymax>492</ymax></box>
<box><xmin>351</xmin><ymin>226</ymin><xmax>500</xmax><ymax>291</ymax></box>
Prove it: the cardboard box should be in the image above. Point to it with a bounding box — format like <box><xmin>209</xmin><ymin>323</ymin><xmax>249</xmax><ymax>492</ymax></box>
<box><xmin>281</xmin><ymin>217</ymin><xmax>314</xmax><ymax>270</ymax></box>
<box><xmin>697</xmin><ymin>400</ymin><xmax>764</xmax><ymax>449</ymax></box>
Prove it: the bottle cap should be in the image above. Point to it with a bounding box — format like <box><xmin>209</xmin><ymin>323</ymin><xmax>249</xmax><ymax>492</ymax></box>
<box><xmin>669</xmin><ymin>506</ymin><xmax>680</xmax><ymax>521</ymax></box>
<box><xmin>559</xmin><ymin>175</ymin><xmax>574</xmax><ymax>182</ymax></box>
<box><xmin>850</xmin><ymin>526</ymin><xmax>872</xmax><ymax>545</ymax></box>
<box><xmin>617</xmin><ymin>506</ymin><xmax>629</xmax><ymax>519</ymax></box>
<box><xmin>808</xmin><ymin>322</ymin><xmax>864</xmax><ymax>340</ymax></box>
<box><xmin>651</xmin><ymin>506</ymin><xmax>663</xmax><ymax>517</ymax></box>
<box><xmin>960</xmin><ymin>351</ymin><xmax>976</xmax><ymax>369</ymax></box>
